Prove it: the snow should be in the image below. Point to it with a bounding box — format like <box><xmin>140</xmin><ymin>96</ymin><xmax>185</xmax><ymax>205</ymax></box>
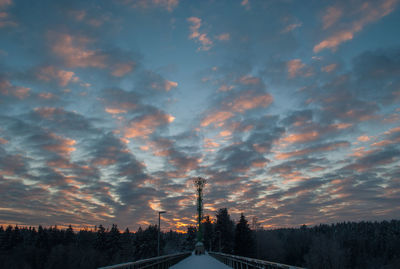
<box><xmin>170</xmin><ymin>252</ymin><xmax>231</xmax><ymax>269</ymax></box>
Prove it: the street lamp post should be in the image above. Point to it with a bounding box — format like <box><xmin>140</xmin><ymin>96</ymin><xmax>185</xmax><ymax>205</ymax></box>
<box><xmin>158</xmin><ymin>211</ymin><xmax>166</xmax><ymax>256</ymax></box>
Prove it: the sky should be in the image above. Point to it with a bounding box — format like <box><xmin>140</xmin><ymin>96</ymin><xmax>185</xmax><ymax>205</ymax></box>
<box><xmin>0</xmin><ymin>0</ymin><xmax>399</xmax><ymax>232</ymax></box>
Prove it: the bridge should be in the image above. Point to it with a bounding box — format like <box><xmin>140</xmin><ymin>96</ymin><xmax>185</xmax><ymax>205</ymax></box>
<box><xmin>98</xmin><ymin>251</ymin><xmax>305</xmax><ymax>269</ymax></box>
<box><xmin>99</xmin><ymin>178</ymin><xmax>305</xmax><ymax>269</ymax></box>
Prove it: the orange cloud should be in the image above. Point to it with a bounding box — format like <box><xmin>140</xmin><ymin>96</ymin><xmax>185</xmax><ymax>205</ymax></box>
<box><xmin>287</xmin><ymin>59</ymin><xmax>305</xmax><ymax>78</ymax></box>
<box><xmin>331</xmin><ymin>122</ymin><xmax>353</xmax><ymax>129</ymax></box>
<box><xmin>204</xmin><ymin>138</ymin><xmax>220</xmax><ymax>148</ymax></box>
<box><xmin>151</xmin><ymin>80</ymin><xmax>178</xmax><ymax>91</ymax></box>
<box><xmin>47</xmin><ymin>159</ymin><xmax>76</xmax><ymax>169</ymax></box>
<box><xmin>218</xmin><ymin>84</ymin><xmax>234</xmax><ymax>92</ymax></box>
<box><xmin>201</xmin><ymin>111</ymin><xmax>233</xmax><ymax>127</ymax></box>
<box><xmin>384</xmin><ymin>126</ymin><xmax>400</xmax><ymax>135</ymax></box>
<box><xmin>349</xmin><ymin>147</ymin><xmax>378</xmax><ymax>158</ymax></box>
<box><xmin>124</xmin><ymin>112</ymin><xmax>175</xmax><ymax>138</ymax></box>
<box><xmin>229</xmin><ymin>92</ymin><xmax>273</xmax><ymax>113</ymax></box>
<box><xmin>314</xmin><ymin>31</ymin><xmax>354</xmax><ymax>53</ymax></box>
<box><xmin>241</xmin><ymin>0</ymin><xmax>250</xmax><ymax>9</ymax></box>
<box><xmin>282</xmin><ymin>23</ymin><xmax>302</xmax><ymax>33</ymax></box>
<box><xmin>34</xmin><ymin>107</ymin><xmax>65</xmax><ymax>118</ymax></box>
<box><xmin>252</xmin><ymin>159</ymin><xmax>268</xmax><ymax>168</ymax></box>
<box><xmin>51</xmin><ymin>33</ymin><xmax>107</xmax><ymax>68</ymax></box>
<box><xmin>216</xmin><ymin>33</ymin><xmax>230</xmax><ymax>41</ymax></box>
<box><xmin>0</xmin><ymin>137</ymin><xmax>8</xmax><ymax>144</ymax></box>
<box><xmin>0</xmin><ymin>79</ymin><xmax>30</xmax><ymax>99</ymax></box>
<box><xmin>219</xmin><ymin>130</ymin><xmax>232</xmax><ymax>137</ymax></box>
<box><xmin>281</xmin><ymin>131</ymin><xmax>320</xmax><ymax>144</ymax></box>
<box><xmin>105</xmin><ymin>107</ymin><xmax>127</xmax><ymax>114</ymax></box>
<box><xmin>322</xmin><ymin>6</ymin><xmax>343</xmax><ymax>29</ymax></box>
<box><xmin>187</xmin><ymin>17</ymin><xmax>213</xmax><ymax>51</ymax></box>
<box><xmin>164</xmin><ymin>80</ymin><xmax>178</xmax><ymax>91</ymax></box>
<box><xmin>314</xmin><ymin>0</ymin><xmax>398</xmax><ymax>52</ymax></box>
<box><xmin>44</xmin><ymin>133</ymin><xmax>76</xmax><ymax>157</ymax></box>
<box><xmin>239</xmin><ymin>75</ymin><xmax>260</xmax><ymax>85</ymax></box>
<box><xmin>38</xmin><ymin>92</ymin><xmax>55</xmax><ymax>99</ymax></box>
<box><xmin>357</xmin><ymin>135</ymin><xmax>370</xmax><ymax>142</ymax></box>
<box><xmin>92</xmin><ymin>158</ymin><xmax>117</xmax><ymax>166</ymax></box>
<box><xmin>111</xmin><ymin>62</ymin><xmax>135</xmax><ymax>77</ymax></box>
<box><xmin>37</xmin><ymin>66</ymin><xmax>79</xmax><ymax>86</ymax></box>
<box><xmin>321</xmin><ymin>63</ymin><xmax>337</xmax><ymax>73</ymax></box>
<box><xmin>275</xmin><ymin>142</ymin><xmax>349</xmax><ymax>160</ymax></box>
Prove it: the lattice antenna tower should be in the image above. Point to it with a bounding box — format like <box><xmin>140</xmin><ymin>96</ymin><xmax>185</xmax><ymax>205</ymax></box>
<box><xmin>193</xmin><ymin>177</ymin><xmax>207</xmax><ymax>242</ymax></box>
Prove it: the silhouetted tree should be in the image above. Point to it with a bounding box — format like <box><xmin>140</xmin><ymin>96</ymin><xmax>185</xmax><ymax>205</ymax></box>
<box><xmin>203</xmin><ymin>215</ymin><xmax>213</xmax><ymax>251</ymax></box>
<box><xmin>134</xmin><ymin>225</ymin><xmax>159</xmax><ymax>259</ymax></box>
<box><xmin>0</xmin><ymin>218</ymin><xmax>399</xmax><ymax>268</ymax></box>
<box><xmin>215</xmin><ymin>208</ymin><xmax>234</xmax><ymax>253</ymax></box>
<box><xmin>234</xmin><ymin>213</ymin><xmax>255</xmax><ymax>257</ymax></box>
<box><xmin>185</xmin><ymin>225</ymin><xmax>197</xmax><ymax>250</ymax></box>
<box><xmin>95</xmin><ymin>224</ymin><xmax>107</xmax><ymax>252</ymax></box>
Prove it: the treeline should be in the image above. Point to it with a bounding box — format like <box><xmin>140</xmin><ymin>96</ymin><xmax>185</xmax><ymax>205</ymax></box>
<box><xmin>202</xmin><ymin>208</ymin><xmax>400</xmax><ymax>269</ymax></box>
<box><xmin>1</xmin><ymin>209</ymin><xmax>399</xmax><ymax>269</ymax></box>
<box><xmin>0</xmin><ymin>224</ymin><xmax>191</xmax><ymax>269</ymax></box>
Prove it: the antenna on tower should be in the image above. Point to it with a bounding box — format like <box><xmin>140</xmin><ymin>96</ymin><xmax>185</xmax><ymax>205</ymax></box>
<box><xmin>193</xmin><ymin>176</ymin><xmax>207</xmax><ymax>255</ymax></box>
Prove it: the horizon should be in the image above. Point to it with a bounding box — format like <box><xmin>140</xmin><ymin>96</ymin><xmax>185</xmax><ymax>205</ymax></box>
<box><xmin>0</xmin><ymin>0</ymin><xmax>399</xmax><ymax>232</ymax></box>
<box><xmin>3</xmin><ymin>216</ymin><xmax>399</xmax><ymax>234</ymax></box>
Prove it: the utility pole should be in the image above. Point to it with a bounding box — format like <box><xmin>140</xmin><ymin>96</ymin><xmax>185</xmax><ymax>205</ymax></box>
<box><xmin>158</xmin><ymin>211</ymin><xmax>166</xmax><ymax>256</ymax></box>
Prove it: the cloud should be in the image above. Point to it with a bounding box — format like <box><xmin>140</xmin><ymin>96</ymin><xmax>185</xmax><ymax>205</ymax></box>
<box><xmin>0</xmin><ymin>79</ymin><xmax>30</xmax><ymax>99</ymax></box>
<box><xmin>111</xmin><ymin>62</ymin><xmax>135</xmax><ymax>77</ymax></box>
<box><xmin>280</xmin><ymin>131</ymin><xmax>320</xmax><ymax>144</ymax></box>
<box><xmin>36</xmin><ymin>66</ymin><xmax>79</xmax><ymax>86</ymax></box>
<box><xmin>101</xmin><ymin>88</ymin><xmax>140</xmax><ymax>114</ymax></box>
<box><xmin>275</xmin><ymin>141</ymin><xmax>350</xmax><ymax>160</ymax></box>
<box><xmin>287</xmin><ymin>59</ymin><xmax>313</xmax><ymax>78</ymax></box>
<box><xmin>0</xmin><ymin>0</ymin><xmax>16</xmax><ymax>28</ymax></box>
<box><xmin>50</xmin><ymin>33</ymin><xmax>107</xmax><ymax>68</ymax></box>
<box><xmin>322</xmin><ymin>6</ymin><xmax>343</xmax><ymax>29</ymax></box>
<box><xmin>124</xmin><ymin>110</ymin><xmax>175</xmax><ymax>138</ymax></box>
<box><xmin>121</xmin><ymin>0</ymin><xmax>179</xmax><ymax>12</ymax></box>
<box><xmin>314</xmin><ymin>0</ymin><xmax>398</xmax><ymax>53</ymax></box>
<box><xmin>187</xmin><ymin>17</ymin><xmax>213</xmax><ymax>51</ymax></box>
<box><xmin>42</xmin><ymin>133</ymin><xmax>76</xmax><ymax>157</ymax></box>
<box><xmin>357</xmin><ymin>135</ymin><xmax>370</xmax><ymax>142</ymax></box>
<box><xmin>0</xmin><ymin>0</ymin><xmax>12</xmax><ymax>7</ymax></box>
<box><xmin>216</xmin><ymin>33</ymin><xmax>230</xmax><ymax>41</ymax></box>
<box><xmin>201</xmin><ymin>111</ymin><xmax>233</xmax><ymax>127</ymax></box>
<box><xmin>228</xmin><ymin>91</ymin><xmax>273</xmax><ymax>113</ymax></box>
<box><xmin>321</xmin><ymin>63</ymin><xmax>337</xmax><ymax>73</ymax></box>
<box><xmin>282</xmin><ymin>22</ymin><xmax>302</xmax><ymax>33</ymax></box>
<box><xmin>241</xmin><ymin>0</ymin><xmax>250</xmax><ymax>10</ymax></box>
<box><xmin>163</xmin><ymin>80</ymin><xmax>178</xmax><ymax>91</ymax></box>
<box><xmin>342</xmin><ymin>148</ymin><xmax>399</xmax><ymax>172</ymax></box>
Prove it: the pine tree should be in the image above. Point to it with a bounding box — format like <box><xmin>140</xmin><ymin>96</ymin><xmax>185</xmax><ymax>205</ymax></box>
<box><xmin>203</xmin><ymin>215</ymin><xmax>213</xmax><ymax>251</ymax></box>
<box><xmin>234</xmin><ymin>213</ymin><xmax>255</xmax><ymax>257</ymax></box>
<box><xmin>215</xmin><ymin>208</ymin><xmax>234</xmax><ymax>253</ymax></box>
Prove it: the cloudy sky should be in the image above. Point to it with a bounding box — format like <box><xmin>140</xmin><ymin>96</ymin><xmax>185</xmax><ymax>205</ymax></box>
<box><xmin>0</xmin><ymin>0</ymin><xmax>399</xmax><ymax>231</ymax></box>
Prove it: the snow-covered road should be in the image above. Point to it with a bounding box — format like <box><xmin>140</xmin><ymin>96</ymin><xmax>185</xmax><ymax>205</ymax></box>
<box><xmin>170</xmin><ymin>253</ymin><xmax>231</xmax><ymax>269</ymax></box>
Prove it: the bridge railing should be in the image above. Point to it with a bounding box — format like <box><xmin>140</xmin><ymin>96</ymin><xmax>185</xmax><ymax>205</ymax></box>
<box><xmin>98</xmin><ymin>252</ymin><xmax>191</xmax><ymax>269</ymax></box>
<box><xmin>209</xmin><ymin>252</ymin><xmax>306</xmax><ymax>269</ymax></box>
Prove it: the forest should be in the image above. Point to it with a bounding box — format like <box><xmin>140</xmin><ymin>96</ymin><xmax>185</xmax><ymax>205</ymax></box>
<box><xmin>0</xmin><ymin>208</ymin><xmax>399</xmax><ymax>269</ymax></box>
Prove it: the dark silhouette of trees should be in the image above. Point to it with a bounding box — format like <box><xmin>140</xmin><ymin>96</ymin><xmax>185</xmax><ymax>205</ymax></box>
<box><xmin>214</xmin><ymin>208</ymin><xmax>234</xmax><ymax>253</ymax></box>
<box><xmin>184</xmin><ymin>225</ymin><xmax>197</xmax><ymax>250</ymax></box>
<box><xmin>203</xmin><ymin>215</ymin><xmax>213</xmax><ymax>251</ymax></box>
<box><xmin>234</xmin><ymin>213</ymin><xmax>255</xmax><ymax>257</ymax></box>
<box><xmin>0</xmin><ymin>216</ymin><xmax>399</xmax><ymax>268</ymax></box>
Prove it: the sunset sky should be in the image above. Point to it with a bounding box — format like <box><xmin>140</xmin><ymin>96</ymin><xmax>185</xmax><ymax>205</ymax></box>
<box><xmin>0</xmin><ymin>0</ymin><xmax>399</xmax><ymax>232</ymax></box>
